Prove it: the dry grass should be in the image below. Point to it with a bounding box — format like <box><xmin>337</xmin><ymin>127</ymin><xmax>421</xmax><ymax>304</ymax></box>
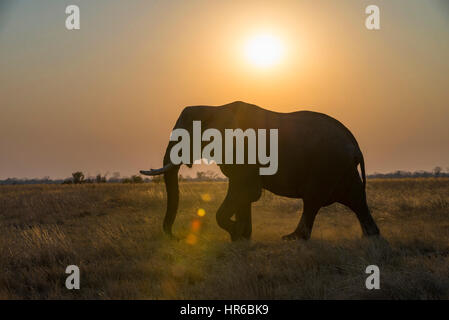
<box><xmin>0</xmin><ymin>178</ymin><xmax>448</xmax><ymax>299</ymax></box>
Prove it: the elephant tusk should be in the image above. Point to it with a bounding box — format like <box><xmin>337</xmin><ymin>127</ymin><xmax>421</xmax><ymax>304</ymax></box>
<box><xmin>139</xmin><ymin>163</ymin><xmax>175</xmax><ymax>176</ymax></box>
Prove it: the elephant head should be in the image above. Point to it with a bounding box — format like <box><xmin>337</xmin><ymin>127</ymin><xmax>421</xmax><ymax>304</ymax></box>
<box><xmin>140</xmin><ymin>105</ymin><xmax>234</xmax><ymax>237</ymax></box>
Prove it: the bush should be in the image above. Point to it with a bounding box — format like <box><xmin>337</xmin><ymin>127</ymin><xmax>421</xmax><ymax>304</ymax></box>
<box><xmin>131</xmin><ymin>175</ymin><xmax>144</xmax><ymax>183</ymax></box>
<box><xmin>122</xmin><ymin>175</ymin><xmax>144</xmax><ymax>184</ymax></box>
<box><xmin>72</xmin><ymin>172</ymin><xmax>85</xmax><ymax>184</ymax></box>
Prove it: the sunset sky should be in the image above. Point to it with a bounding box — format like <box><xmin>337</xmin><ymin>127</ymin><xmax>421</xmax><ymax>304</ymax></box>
<box><xmin>1</xmin><ymin>0</ymin><xmax>448</xmax><ymax>179</ymax></box>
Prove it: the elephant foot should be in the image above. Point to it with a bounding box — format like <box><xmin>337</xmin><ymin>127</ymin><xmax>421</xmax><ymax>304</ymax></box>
<box><xmin>282</xmin><ymin>232</ymin><xmax>308</xmax><ymax>241</ymax></box>
<box><xmin>363</xmin><ymin>234</ymin><xmax>390</xmax><ymax>248</ymax></box>
<box><xmin>165</xmin><ymin>232</ymin><xmax>180</xmax><ymax>241</ymax></box>
<box><xmin>231</xmin><ymin>233</ymin><xmax>251</xmax><ymax>242</ymax></box>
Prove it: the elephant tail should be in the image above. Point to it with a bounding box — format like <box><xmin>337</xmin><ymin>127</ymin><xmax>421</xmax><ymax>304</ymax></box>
<box><xmin>359</xmin><ymin>153</ymin><xmax>366</xmax><ymax>190</ymax></box>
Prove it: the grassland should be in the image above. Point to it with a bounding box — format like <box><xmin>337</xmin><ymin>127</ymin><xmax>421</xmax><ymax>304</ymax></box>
<box><xmin>0</xmin><ymin>178</ymin><xmax>448</xmax><ymax>299</ymax></box>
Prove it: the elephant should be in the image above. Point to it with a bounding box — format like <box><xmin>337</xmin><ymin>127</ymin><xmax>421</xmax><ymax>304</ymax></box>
<box><xmin>140</xmin><ymin>101</ymin><xmax>380</xmax><ymax>241</ymax></box>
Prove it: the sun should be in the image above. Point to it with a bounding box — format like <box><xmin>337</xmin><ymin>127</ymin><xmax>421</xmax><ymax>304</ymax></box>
<box><xmin>245</xmin><ymin>34</ymin><xmax>284</xmax><ymax>68</ymax></box>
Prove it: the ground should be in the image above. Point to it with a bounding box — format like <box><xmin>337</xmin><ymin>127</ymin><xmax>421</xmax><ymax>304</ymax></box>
<box><xmin>0</xmin><ymin>178</ymin><xmax>448</xmax><ymax>299</ymax></box>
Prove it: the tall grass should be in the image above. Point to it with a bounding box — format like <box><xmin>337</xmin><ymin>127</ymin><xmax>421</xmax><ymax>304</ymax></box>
<box><xmin>0</xmin><ymin>178</ymin><xmax>448</xmax><ymax>299</ymax></box>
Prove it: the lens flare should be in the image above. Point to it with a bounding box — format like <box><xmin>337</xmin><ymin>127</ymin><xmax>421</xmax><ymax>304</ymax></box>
<box><xmin>197</xmin><ymin>208</ymin><xmax>206</xmax><ymax>217</ymax></box>
<box><xmin>185</xmin><ymin>233</ymin><xmax>197</xmax><ymax>245</ymax></box>
<box><xmin>201</xmin><ymin>193</ymin><xmax>212</xmax><ymax>202</ymax></box>
<box><xmin>191</xmin><ymin>219</ymin><xmax>201</xmax><ymax>232</ymax></box>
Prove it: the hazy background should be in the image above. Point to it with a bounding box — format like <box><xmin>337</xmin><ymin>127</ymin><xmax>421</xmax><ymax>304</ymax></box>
<box><xmin>1</xmin><ymin>0</ymin><xmax>448</xmax><ymax>179</ymax></box>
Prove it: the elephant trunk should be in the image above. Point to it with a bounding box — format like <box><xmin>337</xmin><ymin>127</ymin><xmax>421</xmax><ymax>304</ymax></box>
<box><xmin>140</xmin><ymin>141</ymin><xmax>181</xmax><ymax>236</ymax></box>
<box><xmin>161</xmin><ymin>142</ymin><xmax>180</xmax><ymax>236</ymax></box>
<box><xmin>162</xmin><ymin>162</ymin><xmax>180</xmax><ymax>236</ymax></box>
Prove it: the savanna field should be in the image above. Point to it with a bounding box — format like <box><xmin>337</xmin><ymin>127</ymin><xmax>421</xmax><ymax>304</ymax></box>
<box><xmin>0</xmin><ymin>178</ymin><xmax>448</xmax><ymax>299</ymax></box>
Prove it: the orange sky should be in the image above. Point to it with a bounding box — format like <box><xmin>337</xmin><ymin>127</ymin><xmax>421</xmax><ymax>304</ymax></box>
<box><xmin>0</xmin><ymin>0</ymin><xmax>448</xmax><ymax>179</ymax></box>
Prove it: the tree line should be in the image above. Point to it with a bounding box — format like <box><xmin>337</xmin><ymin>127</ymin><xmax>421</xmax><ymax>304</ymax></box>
<box><xmin>1</xmin><ymin>167</ymin><xmax>448</xmax><ymax>185</ymax></box>
<box><xmin>367</xmin><ymin>167</ymin><xmax>449</xmax><ymax>179</ymax></box>
<box><xmin>0</xmin><ymin>170</ymin><xmax>227</xmax><ymax>185</ymax></box>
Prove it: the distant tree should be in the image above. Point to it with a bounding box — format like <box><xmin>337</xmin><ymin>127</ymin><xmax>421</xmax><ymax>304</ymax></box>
<box><xmin>72</xmin><ymin>171</ymin><xmax>85</xmax><ymax>184</ymax></box>
<box><xmin>131</xmin><ymin>175</ymin><xmax>144</xmax><ymax>183</ymax></box>
<box><xmin>96</xmin><ymin>174</ymin><xmax>107</xmax><ymax>183</ymax></box>
<box><xmin>196</xmin><ymin>170</ymin><xmax>219</xmax><ymax>181</ymax></box>
<box><xmin>121</xmin><ymin>175</ymin><xmax>144</xmax><ymax>184</ymax></box>
<box><xmin>122</xmin><ymin>177</ymin><xmax>132</xmax><ymax>184</ymax></box>
<box><xmin>196</xmin><ymin>171</ymin><xmax>208</xmax><ymax>180</ymax></box>
<box><xmin>433</xmin><ymin>166</ymin><xmax>442</xmax><ymax>177</ymax></box>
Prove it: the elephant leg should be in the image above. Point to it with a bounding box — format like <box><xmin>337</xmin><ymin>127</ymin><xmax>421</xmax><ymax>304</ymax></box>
<box><xmin>340</xmin><ymin>171</ymin><xmax>380</xmax><ymax>236</ymax></box>
<box><xmin>216</xmin><ymin>168</ymin><xmax>260</xmax><ymax>241</ymax></box>
<box><xmin>345</xmin><ymin>195</ymin><xmax>379</xmax><ymax>236</ymax></box>
<box><xmin>216</xmin><ymin>195</ymin><xmax>252</xmax><ymax>241</ymax></box>
<box><xmin>235</xmin><ymin>201</ymin><xmax>252</xmax><ymax>240</ymax></box>
<box><xmin>283</xmin><ymin>201</ymin><xmax>320</xmax><ymax>241</ymax></box>
<box><xmin>216</xmin><ymin>192</ymin><xmax>237</xmax><ymax>238</ymax></box>
<box><xmin>216</xmin><ymin>181</ymin><xmax>246</xmax><ymax>240</ymax></box>
<box><xmin>353</xmin><ymin>200</ymin><xmax>380</xmax><ymax>236</ymax></box>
